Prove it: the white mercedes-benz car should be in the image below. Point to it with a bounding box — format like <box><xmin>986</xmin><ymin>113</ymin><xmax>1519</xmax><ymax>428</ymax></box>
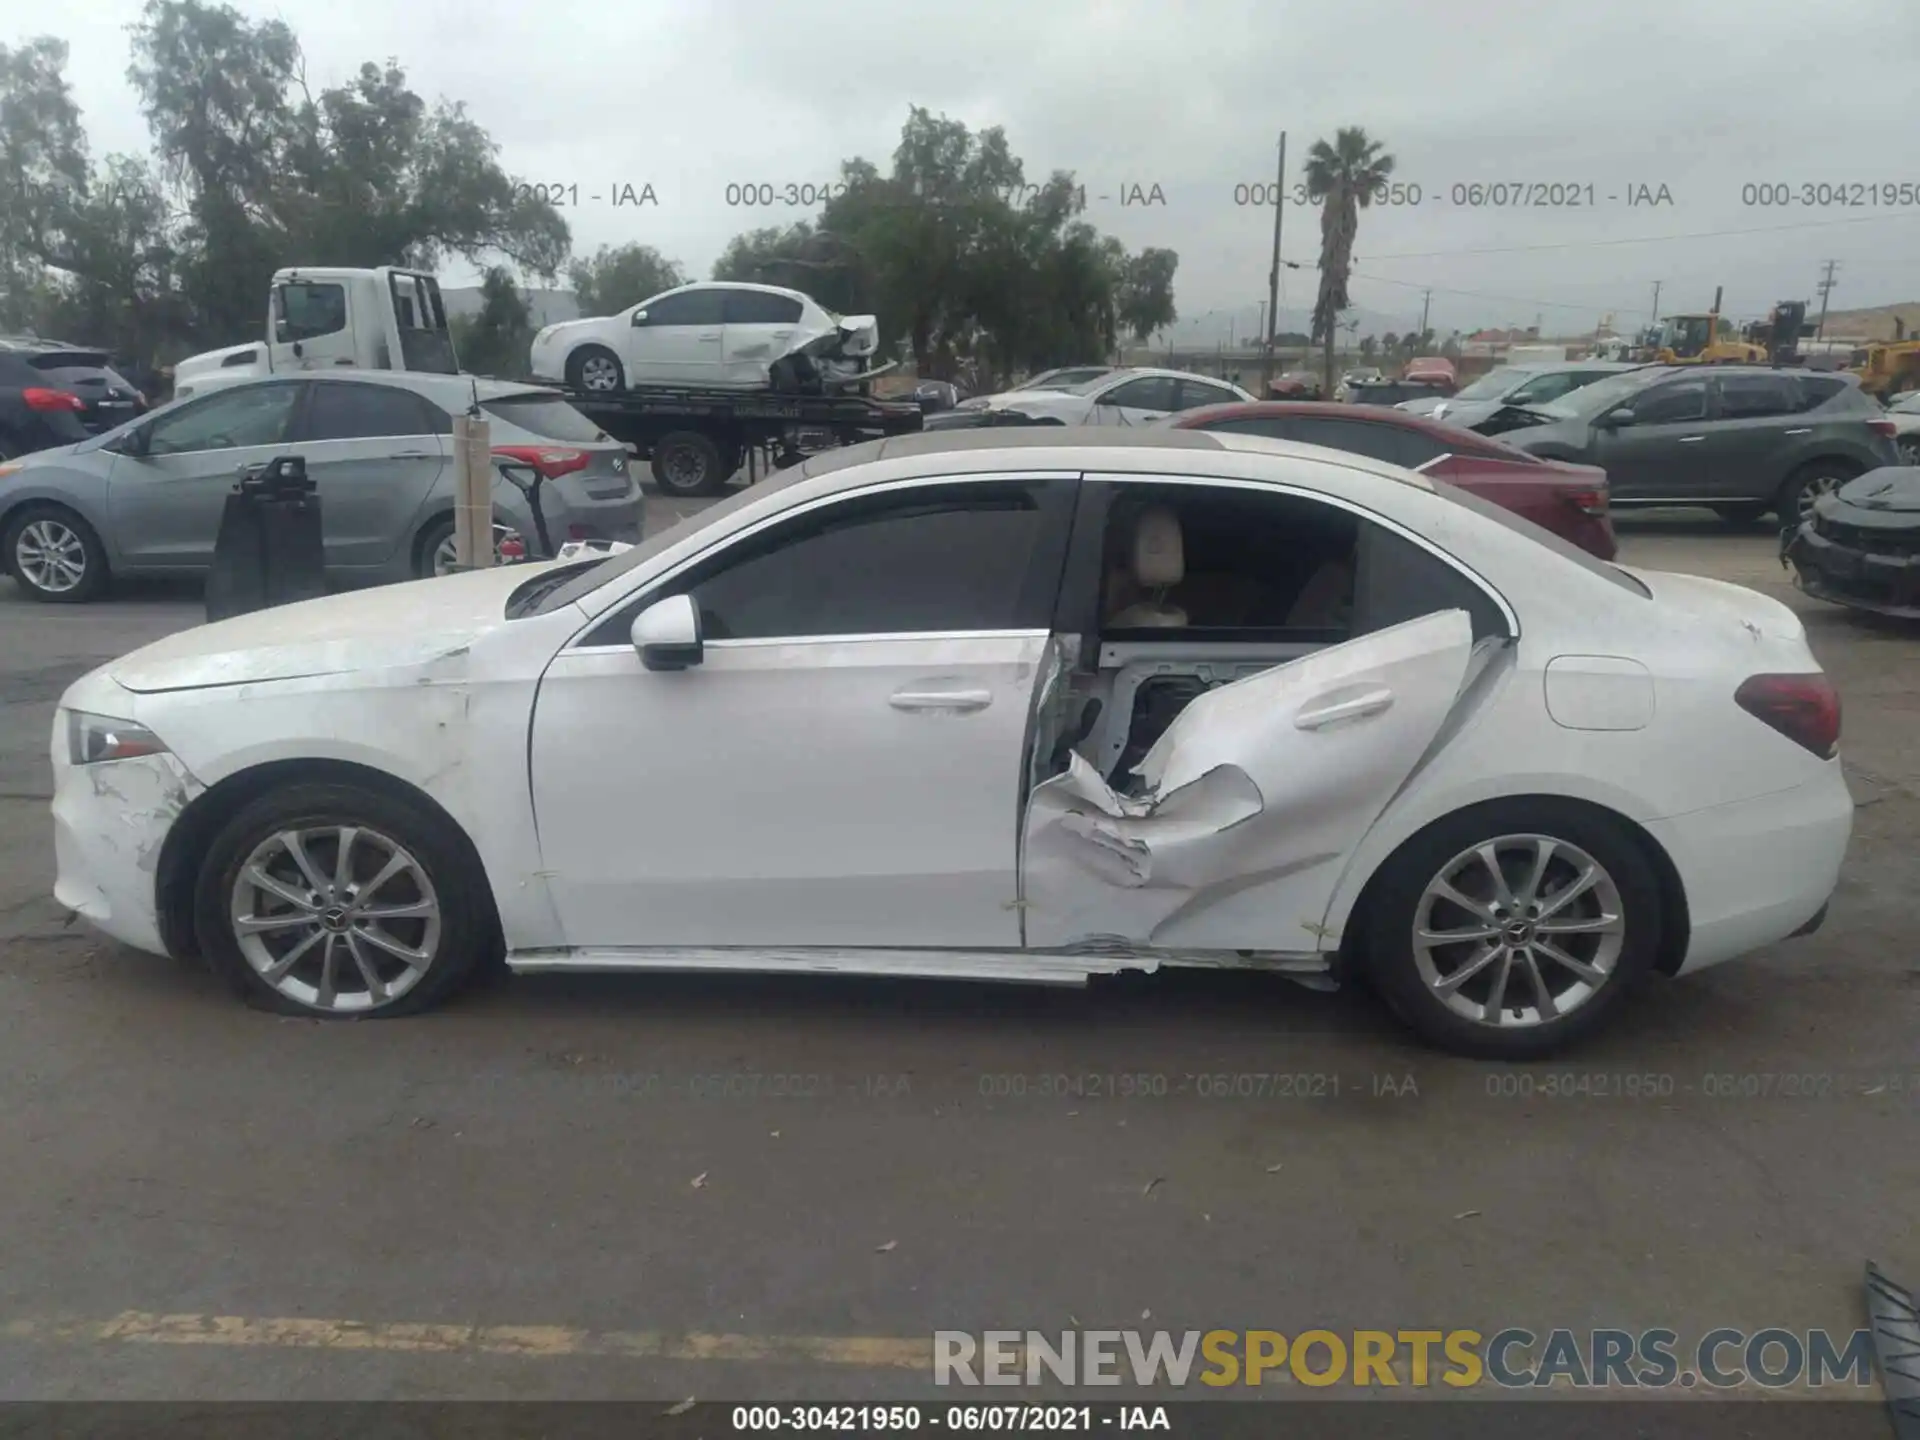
<box><xmin>527</xmin><ymin>281</ymin><xmax>878</xmax><ymax>394</ymax></box>
<box><xmin>51</xmin><ymin>429</ymin><xmax>1851</xmax><ymax>1058</ymax></box>
<box><xmin>955</xmin><ymin>368</ymin><xmax>1254</xmax><ymax>426</ymax></box>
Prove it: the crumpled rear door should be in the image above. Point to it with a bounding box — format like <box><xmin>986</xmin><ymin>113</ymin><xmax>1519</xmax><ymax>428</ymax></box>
<box><xmin>1021</xmin><ymin>608</ymin><xmax>1476</xmax><ymax>952</ymax></box>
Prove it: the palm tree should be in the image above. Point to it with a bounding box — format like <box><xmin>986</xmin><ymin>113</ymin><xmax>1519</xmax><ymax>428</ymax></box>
<box><xmin>1303</xmin><ymin>127</ymin><xmax>1395</xmax><ymax>396</ymax></box>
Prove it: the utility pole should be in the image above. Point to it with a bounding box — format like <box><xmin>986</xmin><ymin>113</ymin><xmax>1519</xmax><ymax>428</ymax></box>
<box><xmin>1814</xmin><ymin>259</ymin><xmax>1840</xmax><ymax>340</ymax></box>
<box><xmin>1419</xmin><ymin>289</ymin><xmax>1432</xmax><ymax>341</ymax></box>
<box><xmin>1262</xmin><ymin>131</ymin><xmax>1287</xmax><ymax>392</ymax></box>
<box><xmin>1650</xmin><ymin>280</ymin><xmax>1662</xmax><ymax>325</ymax></box>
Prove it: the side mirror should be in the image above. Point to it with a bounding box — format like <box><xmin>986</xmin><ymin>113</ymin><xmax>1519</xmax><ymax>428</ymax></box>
<box><xmin>631</xmin><ymin>594</ymin><xmax>703</xmax><ymax>671</ymax></box>
<box><xmin>1596</xmin><ymin>408</ymin><xmax>1636</xmax><ymax>431</ymax></box>
<box><xmin>629</xmin><ymin>310</ymin><xmax>649</xmax><ymax>327</ymax></box>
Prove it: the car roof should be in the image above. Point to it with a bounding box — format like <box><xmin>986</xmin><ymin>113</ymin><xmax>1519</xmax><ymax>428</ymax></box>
<box><xmin>660</xmin><ymin>280</ymin><xmax>805</xmax><ymax>302</ymax></box>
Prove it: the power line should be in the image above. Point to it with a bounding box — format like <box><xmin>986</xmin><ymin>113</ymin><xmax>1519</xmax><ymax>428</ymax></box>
<box><xmin>1352</xmin><ymin>209</ymin><xmax>1920</xmax><ymax>262</ymax></box>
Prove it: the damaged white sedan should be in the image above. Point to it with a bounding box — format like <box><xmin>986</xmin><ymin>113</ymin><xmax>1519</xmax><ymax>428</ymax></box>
<box><xmin>52</xmin><ymin>428</ymin><xmax>1852</xmax><ymax>1057</ymax></box>
<box><xmin>528</xmin><ymin>281</ymin><xmax>879</xmax><ymax>394</ymax></box>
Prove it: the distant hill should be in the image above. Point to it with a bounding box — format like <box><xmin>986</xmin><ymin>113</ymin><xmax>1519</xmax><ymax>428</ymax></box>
<box><xmin>1805</xmin><ymin>302</ymin><xmax>1920</xmax><ymax>342</ymax></box>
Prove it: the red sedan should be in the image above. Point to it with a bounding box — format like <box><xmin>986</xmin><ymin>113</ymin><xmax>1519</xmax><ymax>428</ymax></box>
<box><xmin>1167</xmin><ymin>401</ymin><xmax>1617</xmax><ymax>560</ymax></box>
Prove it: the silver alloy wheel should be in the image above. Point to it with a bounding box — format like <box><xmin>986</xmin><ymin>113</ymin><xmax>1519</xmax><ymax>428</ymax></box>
<box><xmin>1411</xmin><ymin>833</ymin><xmax>1625</xmax><ymax>1028</ymax></box>
<box><xmin>229</xmin><ymin>825</ymin><xmax>442</xmax><ymax>1013</ymax></box>
<box><xmin>1795</xmin><ymin>473</ymin><xmax>1843</xmax><ymax>521</ymax></box>
<box><xmin>16</xmin><ymin>518</ymin><xmax>87</xmax><ymax>594</ymax></box>
<box><xmin>579</xmin><ymin>353</ymin><xmax>621</xmax><ymax>391</ymax></box>
<box><xmin>431</xmin><ymin>526</ymin><xmax>507</xmax><ymax>577</ymax></box>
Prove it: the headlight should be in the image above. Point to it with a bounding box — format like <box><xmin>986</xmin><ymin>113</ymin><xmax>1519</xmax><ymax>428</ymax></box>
<box><xmin>67</xmin><ymin>711</ymin><xmax>170</xmax><ymax>765</ymax></box>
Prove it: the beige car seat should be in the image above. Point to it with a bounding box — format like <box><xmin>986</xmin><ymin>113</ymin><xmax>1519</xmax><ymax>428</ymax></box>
<box><xmin>1107</xmin><ymin>506</ymin><xmax>1188</xmax><ymax>628</ymax></box>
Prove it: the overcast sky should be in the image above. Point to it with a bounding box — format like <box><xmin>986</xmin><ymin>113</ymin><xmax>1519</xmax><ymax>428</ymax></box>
<box><xmin>35</xmin><ymin>0</ymin><xmax>1920</xmax><ymax>338</ymax></box>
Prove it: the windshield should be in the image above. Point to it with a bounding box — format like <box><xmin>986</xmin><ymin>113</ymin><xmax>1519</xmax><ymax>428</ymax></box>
<box><xmin>1535</xmin><ymin>365</ymin><xmax>1672</xmax><ymax>420</ymax></box>
<box><xmin>1452</xmin><ymin>366</ymin><xmax>1530</xmax><ymax>402</ymax></box>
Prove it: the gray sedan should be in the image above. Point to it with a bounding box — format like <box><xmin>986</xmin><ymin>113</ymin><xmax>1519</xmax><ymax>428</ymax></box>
<box><xmin>0</xmin><ymin>372</ymin><xmax>642</xmax><ymax>602</ymax></box>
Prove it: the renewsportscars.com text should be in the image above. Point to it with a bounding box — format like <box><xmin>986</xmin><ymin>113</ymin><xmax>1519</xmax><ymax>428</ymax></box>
<box><xmin>932</xmin><ymin>1327</ymin><xmax>1876</xmax><ymax>1389</ymax></box>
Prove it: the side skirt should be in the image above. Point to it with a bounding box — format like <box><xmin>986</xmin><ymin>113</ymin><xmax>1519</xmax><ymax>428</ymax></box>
<box><xmin>506</xmin><ymin>943</ymin><xmax>1334</xmax><ymax>988</ymax></box>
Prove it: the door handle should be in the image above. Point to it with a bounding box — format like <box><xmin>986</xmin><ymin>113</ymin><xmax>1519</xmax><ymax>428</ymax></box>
<box><xmin>889</xmin><ymin>688</ymin><xmax>993</xmax><ymax>713</ymax></box>
<box><xmin>1677</xmin><ymin>435</ymin><xmax>1705</xmax><ymax>443</ymax></box>
<box><xmin>1295</xmin><ymin>686</ymin><xmax>1394</xmax><ymax>730</ymax></box>
<box><xmin>388</xmin><ymin>449</ymin><xmax>434</xmax><ymax>459</ymax></box>
<box><xmin>1783</xmin><ymin>428</ymin><xmax>1812</xmax><ymax>436</ymax></box>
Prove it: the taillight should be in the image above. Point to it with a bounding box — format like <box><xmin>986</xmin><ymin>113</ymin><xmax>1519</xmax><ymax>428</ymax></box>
<box><xmin>1735</xmin><ymin>673</ymin><xmax>1840</xmax><ymax>759</ymax></box>
<box><xmin>492</xmin><ymin>444</ymin><xmax>589</xmax><ymax>479</ymax></box>
<box><xmin>22</xmin><ymin>387</ymin><xmax>84</xmax><ymax>412</ymax></box>
<box><xmin>1568</xmin><ymin>486</ymin><xmax>1610</xmax><ymax>517</ymax></box>
<box><xmin>1867</xmin><ymin>419</ymin><xmax>1897</xmax><ymax>438</ymax></box>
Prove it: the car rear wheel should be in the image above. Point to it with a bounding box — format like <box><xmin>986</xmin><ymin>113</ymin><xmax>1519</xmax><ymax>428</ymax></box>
<box><xmin>1360</xmin><ymin>800</ymin><xmax>1662</xmax><ymax>1059</ymax></box>
<box><xmin>1777</xmin><ymin>463</ymin><xmax>1856</xmax><ymax>525</ymax></box>
<box><xmin>566</xmin><ymin>345</ymin><xmax>625</xmax><ymax>394</ymax></box>
<box><xmin>194</xmin><ymin>781</ymin><xmax>493</xmax><ymax>1017</ymax></box>
<box><xmin>3</xmin><ymin>503</ymin><xmax>109</xmax><ymax>603</ymax></box>
<box><xmin>649</xmin><ymin>430</ymin><xmax>737</xmax><ymax>497</ymax></box>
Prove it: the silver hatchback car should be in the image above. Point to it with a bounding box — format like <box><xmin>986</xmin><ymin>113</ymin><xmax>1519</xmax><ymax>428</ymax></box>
<box><xmin>0</xmin><ymin>371</ymin><xmax>643</xmax><ymax>602</ymax></box>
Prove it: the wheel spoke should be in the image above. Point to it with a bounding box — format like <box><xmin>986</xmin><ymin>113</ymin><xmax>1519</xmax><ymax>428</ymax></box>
<box><xmin>1536</xmin><ymin>912</ymin><xmax>1622</xmax><ymax>937</ymax></box>
<box><xmin>1535</xmin><ymin>864</ymin><xmax>1599</xmax><ymax>920</ymax></box>
<box><xmin>1534</xmin><ymin>939</ymin><xmax>1607</xmax><ymax>986</ymax></box>
<box><xmin>356</xmin><ymin>850</ymin><xmax>410</xmax><ymax>902</ymax></box>
<box><xmin>345</xmin><ymin>933</ymin><xmax>386</xmax><ymax>1002</ymax></box>
<box><xmin>243</xmin><ymin>864</ymin><xmax>313</xmax><ymax>913</ymax></box>
<box><xmin>1476</xmin><ymin>844</ymin><xmax>1518</xmax><ymax>910</ymax></box>
<box><xmin>315</xmin><ymin>934</ymin><xmax>339</xmax><ymax>1008</ymax></box>
<box><xmin>1480</xmin><ymin>949</ymin><xmax>1515</xmax><ymax>1022</ymax></box>
<box><xmin>261</xmin><ymin>926</ymin><xmax>325</xmax><ymax>983</ymax></box>
<box><xmin>356</xmin><ymin>898</ymin><xmax>436</xmax><ymax>921</ymax></box>
<box><xmin>354</xmin><ymin>923</ymin><xmax>429</xmax><ymax>968</ymax></box>
<box><xmin>1417</xmin><ymin>923</ymin><xmax>1500</xmax><ymax>945</ymax></box>
<box><xmin>1516</xmin><ymin>838</ymin><xmax>1557</xmax><ymax>907</ymax></box>
<box><xmin>281</xmin><ymin>831</ymin><xmax>331</xmax><ymax>895</ymax></box>
<box><xmin>333</xmin><ymin>826</ymin><xmax>360</xmax><ymax>892</ymax></box>
<box><xmin>1519</xmin><ymin>949</ymin><xmax>1558</xmax><ymax>1020</ymax></box>
<box><xmin>1429</xmin><ymin>878</ymin><xmax>1497</xmax><ymax>924</ymax></box>
<box><xmin>1433</xmin><ymin>942</ymin><xmax>1502</xmax><ymax>996</ymax></box>
<box><xmin>235</xmin><ymin>911</ymin><xmax>315</xmax><ymax>936</ymax></box>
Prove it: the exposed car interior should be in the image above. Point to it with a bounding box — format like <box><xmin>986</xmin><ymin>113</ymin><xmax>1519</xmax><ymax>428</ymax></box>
<box><xmin>1031</xmin><ymin>482</ymin><xmax>1509</xmax><ymax>798</ymax></box>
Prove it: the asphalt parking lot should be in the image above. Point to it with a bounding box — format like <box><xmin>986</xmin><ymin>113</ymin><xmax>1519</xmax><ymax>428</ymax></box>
<box><xmin>0</xmin><ymin>499</ymin><xmax>1916</xmax><ymax>1405</ymax></box>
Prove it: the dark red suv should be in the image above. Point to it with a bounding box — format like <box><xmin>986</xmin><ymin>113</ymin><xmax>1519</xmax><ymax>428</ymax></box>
<box><xmin>1167</xmin><ymin>401</ymin><xmax>1617</xmax><ymax>560</ymax></box>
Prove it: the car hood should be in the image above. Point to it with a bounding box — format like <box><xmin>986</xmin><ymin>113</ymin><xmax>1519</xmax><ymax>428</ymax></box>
<box><xmin>1396</xmin><ymin>397</ymin><xmax>1446</xmax><ymax>416</ymax></box>
<box><xmin>1829</xmin><ymin>465</ymin><xmax>1920</xmax><ymax>516</ymax></box>
<box><xmin>107</xmin><ymin>565</ymin><xmax>541</xmax><ymax>694</ymax></box>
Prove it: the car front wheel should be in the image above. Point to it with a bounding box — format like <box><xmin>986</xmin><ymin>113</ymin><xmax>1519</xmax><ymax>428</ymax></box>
<box><xmin>3</xmin><ymin>502</ymin><xmax>109</xmax><ymax>602</ymax></box>
<box><xmin>1778</xmin><ymin>463</ymin><xmax>1856</xmax><ymax>525</ymax></box>
<box><xmin>194</xmin><ymin>781</ymin><xmax>494</xmax><ymax>1017</ymax></box>
<box><xmin>566</xmin><ymin>345</ymin><xmax>625</xmax><ymax>393</ymax></box>
<box><xmin>1360</xmin><ymin>800</ymin><xmax>1662</xmax><ymax>1059</ymax></box>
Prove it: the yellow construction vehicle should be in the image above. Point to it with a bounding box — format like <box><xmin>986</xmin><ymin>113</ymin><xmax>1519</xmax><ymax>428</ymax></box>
<box><xmin>1846</xmin><ymin>316</ymin><xmax>1920</xmax><ymax>401</ymax></box>
<box><xmin>1648</xmin><ymin>287</ymin><xmax>1766</xmax><ymax>364</ymax></box>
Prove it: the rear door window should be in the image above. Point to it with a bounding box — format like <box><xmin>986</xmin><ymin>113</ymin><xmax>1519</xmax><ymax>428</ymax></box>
<box><xmin>1715</xmin><ymin>374</ymin><xmax>1799</xmax><ymax>419</ymax></box>
<box><xmin>298</xmin><ymin>382</ymin><xmax>447</xmax><ymax>440</ymax></box>
<box><xmin>722</xmin><ymin>290</ymin><xmax>805</xmax><ymax>325</ymax></box>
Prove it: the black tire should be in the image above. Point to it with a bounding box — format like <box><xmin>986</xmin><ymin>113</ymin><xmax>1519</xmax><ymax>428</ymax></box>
<box><xmin>650</xmin><ymin>429</ymin><xmax>734</xmax><ymax>497</ymax></box>
<box><xmin>565</xmin><ymin>344</ymin><xmax>625</xmax><ymax>394</ymax></box>
<box><xmin>193</xmin><ymin>780</ymin><xmax>495</xmax><ymax>1018</ymax></box>
<box><xmin>1711</xmin><ymin>502</ymin><xmax>1769</xmax><ymax>525</ymax></box>
<box><xmin>1358</xmin><ymin>799</ymin><xmax>1663</xmax><ymax>1060</ymax></box>
<box><xmin>414</xmin><ymin>515</ymin><xmax>457</xmax><ymax>578</ymax></box>
<box><xmin>3</xmin><ymin>501</ymin><xmax>110</xmax><ymax>603</ymax></box>
<box><xmin>1776</xmin><ymin>461</ymin><xmax>1857</xmax><ymax>525</ymax></box>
